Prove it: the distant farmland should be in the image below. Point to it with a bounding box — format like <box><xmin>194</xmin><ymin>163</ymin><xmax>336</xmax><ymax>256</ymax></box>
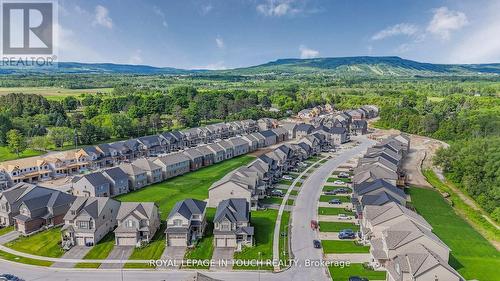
<box><xmin>0</xmin><ymin>87</ymin><xmax>113</xmax><ymax>100</ymax></box>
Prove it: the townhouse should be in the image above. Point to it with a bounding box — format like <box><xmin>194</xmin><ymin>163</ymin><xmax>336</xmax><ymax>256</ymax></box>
<box><xmin>183</xmin><ymin>148</ymin><xmax>204</xmax><ymax>170</ymax></box>
<box><xmin>101</xmin><ymin>167</ymin><xmax>130</xmax><ymax>197</ymax></box>
<box><xmin>118</xmin><ymin>163</ymin><xmax>148</xmax><ymax>190</ymax></box>
<box><xmin>206</xmin><ymin>143</ymin><xmax>226</xmax><ymax>163</ymax></box>
<box><xmin>165</xmin><ymin>198</ymin><xmax>207</xmax><ymax>246</ymax></box>
<box><xmin>352</xmin><ymin>119</ymin><xmax>368</xmax><ymax>135</ymax></box>
<box><xmin>228</xmin><ymin>137</ymin><xmax>250</xmax><ymax>157</ymax></box>
<box><xmin>153</xmin><ymin>152</ymin><xmax>191</xmax><ymax>180</ymax></box>
<box><xmin>131</xmin><ymin>158</ymin><xmax>163</xmax><ymax>184</ymax></box>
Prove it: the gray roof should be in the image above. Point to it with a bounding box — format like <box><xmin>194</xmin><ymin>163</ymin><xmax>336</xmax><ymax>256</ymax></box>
<box><xmin>131</xmin><ymin>158</ymin><xmax>161</xmax><ymax>172</ymax></box>
<box><xmin>76</xmin><ymin>172</ymin><xmax>111</xmax><ymax>187</ymax></box>
<box><xmin>217</xmin><ymin>140</ymin><xmax>234</xmax><ymax>150</ymax></box>
<box><xmin>259</xmin><ymin>130</ymin><xmax>277</xmax><ymax>138</ymax></box>
<box><xmin>354</xmin><ymin>179</ymin><xmax>406</xmax><ymax>199</ymax></box>
<box><xmin>360</xmin><ymin>191</ymin><xmax>402</xmax><ymax>206</ymax></box>
<box><xmin>64</xmin><ymin>197</ymin><xmax>120</xmax><ymax>220</ymax></box>
<box><xmin>183</xmin><ymin>148</ymin><xmax>204</xmax><ymax>159</ymax></box>
<box><xmin>116</xmin><ymin>202</ymin><xmax>157</xmax><ymax>221</ymax></box>
<box><xmin>168</xmin><ymin>198</ymin><xmax>207</xmax><ymax>220</ymax></box>
<box><xmin>154</xmin><ymin>152</ymin><xmax>190</xmax><ymax>166</ymax></box>
<box><xmin>330</xmin><ymin>127</ymin><xmax>347</xmax><ymax>134</ymax></box>
<box><xmin>118</xmin><ymin>163</ymin><xmax>146</xmax><ymax>176</ymax></box>
<box><xmin>214</xmin><ymin>198</ymin><xmax>249</xmax><ymax>223</ymax></box>
<box><xmin>102</xmin><ymin>167</ymin><xmax>128</xmax><ymax>182</ymax></box>
<box><xmin>364</xmin><ymin>202</ymin><xmax>431</xmax><ymax>230</ymax></box>
<box><xmin>296</xmin><ymin>123</ymin><xmax>314</xmax><ymax>133</ymax></box>
<box><xmin>382</xmin><ymin>219</ymin><xmax>449</xmax><ymax>251</ymax></box>
<box><xmin>228</xmin><ymin>137</ymin><xmax>249</xmax><ymax>147</ymax></box>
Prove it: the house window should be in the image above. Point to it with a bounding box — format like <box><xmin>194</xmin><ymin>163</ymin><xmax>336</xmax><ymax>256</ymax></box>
<box><xmin>173</xmin><ymin>219</ymin><xmax>182</xmax><ymax>226</ymax></box>
<box><xmin>78</xmin><ymin>221</ymin><xmax>89</xmax><ymax>229</ymax></box>
<box><xmin>126</xmin><ymin>219</ymin><xmax>135</xmax><ymax>228</ymax></box>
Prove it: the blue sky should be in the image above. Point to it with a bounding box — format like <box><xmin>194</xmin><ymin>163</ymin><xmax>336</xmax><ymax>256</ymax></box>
<box><xmin>56</xmin><ymin>0</ymin><xmax>500</xmax><ymax>69</ymax></box>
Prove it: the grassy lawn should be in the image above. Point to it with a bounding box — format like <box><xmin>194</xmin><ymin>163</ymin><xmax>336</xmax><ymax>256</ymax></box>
<box><xmin>319</xmin><ymin>222</ymin><xmax>359</xmax><ymax>232</ymax></box>
<box><xmin>117</xmin><ymin>155</ymin><xmax>254</xmax><ymax>219</ymax></box>
<box><xmin>295</xmin><ymin>181</ymin><xmax>303</xmax><ymax>187</ymax></box>
<box><xmin>0</xmin><ymin>87</ymin><xmax>113</xmax><ymax>100</ymax></box>
<box><xmin>183</xmin><ymin>208</ymin><xmax>216</xmax><ymax>269</ymax></box>
<box><xmin>323</xmin><ymin>186</ymin><xmax>352</xmax><ymax>192</ymax></box>
<box><xmin>125</xmin><ymin>224</ymin><xmax>166</xmax><ymax>266</ymax></box>
<box><xmin>318</xmin><ymin>207</ymin><xmax>354</xmax><ymax>216</ymax></box>
<box><xmin>319</xmin><ymin>195</ymin><xmax>351</xmax><ymax>203</ymax></box>
<box><xmin>0</xmin><ymin>249</ymin><xmax>53</xmax><ymax>267</ymax></box>
<box><xmin>260</xmin><ymin>197</ymin><xmax>294</xmax><ymax>206</ymax></box>
<box><xmin>5</xmin><ymin>227</ymin><xmax>64</xmax><ymax>258</ymax></box>
<box><xmin>327</xmin><ymin>177</ymin><xmax>352</xmax><ymax>183</ymax></box>
<box><xmin>322</xmin><ymin>241</ymin><xmax>370</xmax><ymax>254</ymax></box>
<box><xmin>0</xmin><ymin>146</ymin><xmax>44</xmax><ymax>162</ymax></box>
<box><xmin>329</xmin><ymin>263</ymin><xmax>386</xmax><ymax>281</ymax></box>
<box><xmin>409</xmin><ymin>187</ymin><xmax>500</xmax><ymax>281</ymax></box>
<box><xmin>233</xmin><ymin>209</ymin><xmax>277</xmax><ymax>270</ymax></box>
<box><xmin>74</xmin><ymin>232</ymin><xmax>116</xmax><ymax>268</ymax></box>
<box><xmin>278</xmin><ymin>179</ymin><xmax>293</xmax><ymax>185</ymax></box>
<box><xmin>289</xmin><ymin>190</ymin><xmax>299</xmax><ymax>196</ymax></box>
<box><xmin>279</xmin><ymin>211</ymin><xmax>290</xmax><ymax>266</ymax></box>
<box><xmin>0</xmin><ymin>226</ymin><xmax>14</xmax><ymax>236</ymax></box>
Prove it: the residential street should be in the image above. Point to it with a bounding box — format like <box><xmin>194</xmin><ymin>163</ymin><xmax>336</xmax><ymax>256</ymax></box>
<box><xmin>0</xmin><ymin>136</ymin><xmax>374</xmax><ymax>281</ymax></box>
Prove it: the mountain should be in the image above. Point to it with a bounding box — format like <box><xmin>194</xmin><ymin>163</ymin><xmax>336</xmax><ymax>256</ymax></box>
<box><xmin>1</xmin><ymin>56</ymin><xmax>499</xmax><ymax>77</ymax></box>
<box><xmin>227</xmin><ymin>56</ymin><xmax>500</xmax><ymax>76</ymax></box>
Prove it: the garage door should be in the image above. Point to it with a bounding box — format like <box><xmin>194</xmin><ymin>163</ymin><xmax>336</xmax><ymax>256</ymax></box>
<box><xmin>76</xmin><ymin>237</ymin><xmax>85</xmax><ymax>246</ymax></box>
<box><xmin>168</xmin><ymin>236</ymin><xmax>187</xmax><ymax>247</ymax></box>
<box><xmin>117</xmin><ymin>237</ymin><xmax>136</xmax><ymax>246</ymax></box>
<box><xmin>226</xmin><ymin>238</ymin><xmax>236</xmax><ymax>247</ymax></box>
<box><xmin>216</xmin><ymin>238</ymin><xmax>226</xmax><ymax>247</ymax></box>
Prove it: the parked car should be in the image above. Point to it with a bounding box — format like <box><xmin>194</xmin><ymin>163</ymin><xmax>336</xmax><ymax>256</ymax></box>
<box><xmin>324</xmin><ymin>191</ymin><xmax>336</xmax><ymax>195</ymax></box>
<box><xmin>313</xmin><ymin>240</ymin><xmax>322</xmax><ymax>249</ymax></box>
<box><xmin>298</xmin><ymin>162</ymin><xmax>307</xmax><ymax>167</ymax></box>
<box><xmin>348</xmin><ymin>277</ymin><xmax>368</xmax><ymax>281</ymax></box>
<box><xmin>333</xmin><ymin>180</ymin><xmax>346</xmax><ymax>185</ymax></box>
<box><xmin>329</xmin><ymin>199</ymin><xmax>342</xmax><ymax>205</ymax></box>
<box><xmin>282</xmin><ymin>175</ymin><xmax>293</xmax><ymax>180</ymax></box>
<box><xmin>338</xmin><ymin>172</ymin><xmax>350</xmax><ymax>178</ymax></box>
<box><xmin>338</xmin><ymin>232</ymin><xmax>356</xmax><ymax>239</ymax></box>
<box><xmin>311</xmin><ymin>220</ymin><xmax>319</xmax><ymax>230</ymax></box>
<box><xmin>335</xmin><ymin>188</ymin><xmax>350</xmax><ymax>194</ymax></box>
<box><xmin>338</xmin><ymin>214</ymin><xmax>352</xmax><ymax>220</ymax></box>
<box><xmin>0</xmin><ymin>274</ymin><xmax>24</xmax><ymax>281</ymax></box>
<box><xmin>270</xmin><ymin>189</ymin><xmax>284</xmax><ymax>197</ymax></box>
<box><xmin>348</xmin><ymin>167</ymin><xmax>354</xmax><ymax>172</ymax></box>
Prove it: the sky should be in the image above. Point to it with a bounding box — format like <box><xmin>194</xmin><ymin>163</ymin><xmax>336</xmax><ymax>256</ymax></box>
<box><xmin>55</xmin><ymin>0</ymin><xmax>500</xmax><ymax>69</ymax></box>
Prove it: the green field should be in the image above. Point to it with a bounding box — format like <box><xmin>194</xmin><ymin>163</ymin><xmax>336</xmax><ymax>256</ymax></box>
<box><xmin>409</xmin><ymin>187</ymin><xmax>500</xmax><ymax>281</ymax></box>
<box><xmin>5</xmin><ymin>227</ymin><xmax>64</xmax><ymax>258</ymax></box>
<box><xmin>0</xmin><ymin>146</ymin><xmax>44</xmax><ymax>162</ymax></box>
<box><xmin>319</xmin><ymin>222</ymin><xmax>359</xmax><ymax>232</ymax></box>
<box><xmin>75</xmin><ymin>232</ymin><xmax>116</xmax><ymax>268</ymax></box>
<box><xmin>329</xmin><ymin>263</ymin><xmax>386</xmax><ymax>281</ymax></box>
<box><xmin>183</xmin><ymin>208</ymin><xmax>216</xmax><ymax>269</ymax></box>
<box><xmin>0</xmin><ymin>87</ymin><xmax>113</xmax><ymax>100</ymax></box>
<box><xmin>318</xmin><ymin>207</ymin><xmax>353</xmax><ymax>216</ymax></box>
<box><xmin>117</xmin><ymin>155</ymin><xmax>255</xmax><ymax>219</ymax></box>
<box><xmin>233</xmin><ymin>209</ymin><xmax>277</xmax><ymax>270</ymax></box>
<box><xmin>322</xmin><ymin>241</ymin><xmax>370</xmax><ymax>254</ymax></box>
<box><xmin>319</xmin><ymin>195</ymin><xmax>351</xmax><ymax>203</ymax></box>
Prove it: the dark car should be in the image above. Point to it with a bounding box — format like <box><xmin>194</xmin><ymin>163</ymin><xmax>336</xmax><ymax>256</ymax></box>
<box><xmin>0</xmin><ymin>274</ymin><xmax>25</xmax><ymax>281</ymax></box>
<box><xmin>338</xmin><ymin>232</ymin><xmax>356</xmax><ymax>239</ymax></box>
<box><xmin>313</xmin><ymin>240</ymin><xmax>321</xmax><ymax>248</ymax></box>
<box><xmin>328</xmin><ymin>199</ymin><xmax>342</xmax><ymax>205</ymax></box>
<box><xmin>270</xmin><ymin>189</ymin><xmax>284</xmax><ymax>197</ymax></box>
<box><xmin>348</xmin><ymin>277</ymin><xmax>368</xmax><ymax>281</ymax></box>
<box><xmin>335</xmin><ymin>188</ymin><xmax>350</xmax><ymax>194</ymax></box>
<box><xmin>324</xmin><ymin>190</ymin><xmax>337</xmax><ymax>195</ymax></box>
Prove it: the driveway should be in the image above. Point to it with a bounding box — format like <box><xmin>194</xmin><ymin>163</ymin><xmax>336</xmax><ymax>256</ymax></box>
<box><xmin>318</xmin><ymin>215</ymin><xmax>356</xmax><ymax>222</ymax></box>
<box><xmin>318</xmin><ymin>232</ymin><xmax>356</xmax><ymax>241</ymax></box>
<box><xmin>99</xmin><ymin>246</ymin><xmax>134</xmax><ymax>269</ymax></box>
<box><xmin>0</xmin><ymin>231</ymin><xmax>19</xmax><ymax>245</ymax></box>
<box><xmin>318</xmin><ymin>202</ymin><xmax>352</xmax><ymax>209</ymax></box>
<box><xmin>210</xmin><ymin>247</ymin><xmax>234</xmax><ymax>271</ymax></box>
<box><xmin>160</xmin><ymin>246</ymin><xmax>186</xmax><ymax>269</ymax></box>
<box><xmin>324</xmin><ymin>253</ymin><xmax>372</xmax><ymax>263</ymax></box>
<box><xmin>51</xmin><ymin>246</ymin><xmax>91</xmax><ymax>268</ymax></box>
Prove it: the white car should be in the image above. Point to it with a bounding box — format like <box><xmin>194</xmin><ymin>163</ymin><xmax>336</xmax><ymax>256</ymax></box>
<box><xmin>333</xmin><ymin>180</ymin><xmax>346</xmax><ymax>185</ymax></box>
<box><xmin>282</xmin><ymin>175</ymin><xmax>293</xmax><ymax>180</ymax></box>
<box><xmin>338</xmin><ymin>214</ymin><xmax>352</xmax><ymax>220</ymax></box>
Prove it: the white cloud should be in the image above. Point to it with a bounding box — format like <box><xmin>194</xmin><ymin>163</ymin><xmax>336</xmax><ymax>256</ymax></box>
<box><xmin>93</xmin><ymin>5</ymin><xmax>113</xmax><ymax>29</ymax></box>
<box><xmin>55</xmin><ymin>23</ymin><xmax>103</xmax><ymax>62</ymax></box>
<box><xmin>427</xmin><ymin>7</ymin><xmax>468</xmax><ymax>40</ymax></box>
<box><xmin>153</xmin><ymin>7</ymin><xmax>168</xmax><ymax>28</ymax></box>
<box><xmin>257</xmin><ymin>0</ymin><xmax>301</xmax><ymax>17</ymax></box>
<box><xmin>372</xmin><ymin>23</ymin><xmax>419</xmax><ymax>40</ymax></box>
<box><xmin>215</xmin><ymin>36</ymin><xmax>225</xmax><ymax>49</ymax></box>
<box><xmin>128</xmin><ymin>50</ymin><xmax>143</xmax><ymax>65</ymax></box>
<box><xmin>299</xmin><ymin>45</ymin><xmax>319</xmax><ymax>59</ymax></box>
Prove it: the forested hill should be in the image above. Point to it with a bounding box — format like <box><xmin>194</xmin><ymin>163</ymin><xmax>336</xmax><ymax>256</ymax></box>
<box><xmin>228</xmin><ymin>56</ymin><xmax>500</xmax><ymax>76</ymax></box>
<box><xmin>1</xmin><ymin>56</ymin><xmax>500</xmax><ymax>76</ymax></box>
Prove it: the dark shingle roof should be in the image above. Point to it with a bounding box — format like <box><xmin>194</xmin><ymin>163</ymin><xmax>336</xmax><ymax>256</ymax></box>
<box><xmin>168</xmin><ymin>198</ymin><xmax>207</xmax><ymax>220</ymax></box>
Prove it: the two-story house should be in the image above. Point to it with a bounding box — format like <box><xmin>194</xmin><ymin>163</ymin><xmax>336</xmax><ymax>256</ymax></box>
<box><xmin>114</xmin><ymin>202</ymin><xmax>160</xmax><ymax>247</ymax></box>
<box><xmin>213</xmin><ymin>198</ymin><xmax>254</xmax><ymax>251</ymax></box>
<box><xmin>101</xmin><ymin>167</ymin><xmax>130</xmax><ymax>197</ymax></box>
<box><xmin>165</xmin><ymin>199</ymin><xmax>207</xmax><ymax>247</ymax></box>
<box><xmin>153</xmin><ymin>153</ymin><xmax>191</xmax><ymax>180</ymax></box>
<box><xmin>131</xmin><ymin>158</ymin><xmax>162</xmax><ymax>184</ymax></box>
<box><xmin>72</xmin><ymin>172</ymin><xmax>111</xmax><ymax>197</ymax></box>
<box><xmin>119</xmin><ymin>163</ymin><xmax>148</xmax><ymax>190</ymax></box>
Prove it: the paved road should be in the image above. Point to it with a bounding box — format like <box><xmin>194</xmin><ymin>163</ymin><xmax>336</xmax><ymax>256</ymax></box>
<box><xmin>0</xmin><ymin>136</ymin><xmax>374</xmax><ymax>281</ymax></box>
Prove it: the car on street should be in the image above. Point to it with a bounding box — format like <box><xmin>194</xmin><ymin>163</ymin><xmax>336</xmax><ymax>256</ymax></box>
<box><xmin>282</xmin><ymin>175</ymin><xmax>293</xmax><ymax>180</ymax></box>
<box><xmin>329</xmin><ymin>199</ymin><xmax>342</xmax><ymax>205</ymax></box>
<box><xmin>313</xmin><ymin>240</ymin><xmax>322</xmax><ymax>248</ymax></box>
<box><xmin>333</xmin><ymin>180</ymin><xmax>346</xmax><ymax>185</ymax></box>
<box><xmin>270</xmin><ymin>189</ymin><xmax>284</xmax><ymax>197</ymax></box>
<box><xmin>311</xmin><ymin>220</ymin><xmax>319</xmax><ymax>230</ymax></box>
<box><xmin>348</xmin><ymin>277</ymin><xmax>368</xmax><ymax>281</ymax></box>
<box><xmin>0</xmin><ymin>274</ymin><xmax>24</xmax><ymax>281</ymax></box>
<box><xmin>338</xmin><ymin>214</ymin><xmax>352</xmax><ymax>220</ymax></box>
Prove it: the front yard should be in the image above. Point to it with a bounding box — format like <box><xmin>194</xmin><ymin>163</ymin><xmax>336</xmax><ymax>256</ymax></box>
<box><xmin>75</xmin><ymin>232</ymin><xmax>116</xmax><ymax>268</ymax></box>
<box><xmin>318</xmin><ymin>207</ymin><xmax>353</xmax><ymax>216</ymax></box>
<box><xmin>0</xmin><ymin>226</ymin><xmax>13</xmax><ymax>236</ymax></box>
<box><xmin>329</xmin><ymin>263</ymin><xmax>386</xmax><ymax>281</ymax></box>
<box><xmin>5</xmin><ymin>227</ymin><xmax>64</xmax><ymax>258</ymax></box>
<box><xmin>322</xmin><ymin>241</ymin><xmax>370</xmax><ymax>254</ymax></box>
<box><xmin>279</xmin><ymin>210</ymin><xmax>290</xmax><ymax>265</ymax></box>
<box><xmin>183</xmin><ymin>208</ymin><xmax>216</xmax><ymax>269</ymax></box>
<box><xmin>123</xmin><ymin>224</ymin><xmax>167</xmax><ymax>268</ymax></box>
<box><xmin>327</xmin><ymin>177</ymin><xmax>352</xmax><ymax>183</ymax></box>
<box><xmin>260</xmin><ymin>197</ymin><xmax>294</xmax><ymax>206</ymax></box>
<box><xmin>319</xmin><ymin>222</ymin><xmax>359</xmax><ymax>232</ymax></box>
<box><xmin>319</xmin><ymin>195</ymin><xmax>351</xmax><ymax>203</ymax></box>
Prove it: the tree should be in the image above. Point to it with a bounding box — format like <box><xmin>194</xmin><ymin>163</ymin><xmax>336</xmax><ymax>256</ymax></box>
<box><xmin>30</xmin><ymin>135</ymin><xmax>50</xmax><ymax>151</ymax></box>
<box><xmin>6</xmin><ymin>129</ymin><xmax>27</xmax><ymax>156</ymax></box>
<box><xmin>62</xmin><ymin>96</ymin><xmax>78</xmax><ymax>111</ymax></box>
<box><xmin>48</xmin><ymin>127</ymin><xmax>73</xmax><ymax>149</ymax></box>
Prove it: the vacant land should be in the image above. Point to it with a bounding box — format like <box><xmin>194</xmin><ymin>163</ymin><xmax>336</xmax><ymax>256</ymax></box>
<box><xmin>117</xmin><ymin>155</ymin><xmax>255</xmax><ymax>219</ymax></box>
<box><xmin>0</xmin><ymin>146</ymin><xmax>44</xmax><ymax>162</ymax></box>
<box><xmin>322</xmin><ymin>241</ymin><xmax>370</xmax><ymax>254</ymax></box>
<box><xmin>233</xmin><ymin>209</ymin><xmax>277</xmax><ymax>270</ymax></box>
<box><xmin>319</xmin><ymin>222</ymin><xmax>359</xmax><ymax>232</ymax></box>
<box><xmin>409</xmin><ymin>188</ymin><xmax>500</xmax><ymax>281</ymax></box>
<box><xmin>318</xmin><ymin>207</ymin><xmax>353</xmax><ymax>216</ymax></box>
<box><xmin>5</xmin><ymin>227</ymin><xmax>64</xmax><ymax>258</ymax></box>
<box><xmin>329</xmin><ymin>263</ymin><xmax>386</xmax><ymax>281</ymax></box>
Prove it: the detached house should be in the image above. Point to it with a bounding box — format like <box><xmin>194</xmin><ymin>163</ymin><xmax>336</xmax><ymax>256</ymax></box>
<box><xmin>213</xmin><ymin>198</ymin><xmax>254</xmax><ymax>250</ymax></box>
<box><xmin>165</xmin><ymin>199</ymin><xmax>207</xmax><ymax>247</ymax></box>
<box><xmin>72</xmin><ymin>172</ymin><xmax>111</xmax><ymax>197</ymax></box>
<box><xmin>102</xmin><ymin>167</ymin><xmax>130</xmax><ymax>197</ymax></box>
<box><xmin>61</xmin><ymin>197</ymin><xmax>120</xmax><ymax>247</ymax></box>
<box><xmin>114</xmin><ymin>202</ymin><xmax>160</xmax><ymax>247</ymax></box>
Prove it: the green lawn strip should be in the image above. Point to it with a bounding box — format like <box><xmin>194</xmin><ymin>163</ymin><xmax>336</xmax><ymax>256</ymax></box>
<box><xmin>127</xmin><ymin>223</ymin><xmax>167</xmax><ymax>265</ymax></box>
<box><xmin>323</xmin><ymin>186</ymin><xmax>352</xmax><ymax>192</ymax></box>
<box><xmin>319</xmin><ymin>222</ymin><xmax>359</xmax><ymax>232</ymax></box>
<box><xmin>300</xmin><ymin>175</ymin><xmax>308</xmax><ymax>180</ymax></box>
<box><xmin>322</xmin><ymin>241</ymin><xmax>370</xmax><ymax>254</ymax></box>
<box><xmin>279</xmin><ymin>211</ymin><xmax>290</xmax><ymax>266</ymax></box>
<box><xmin>295</xmin><ymin>181</ymin><xmax>303</xmax><ymax>187</ymax></box>
<box><xmin>278</xmin><ymin>179</ymin><xmax>293</xmax><ymax>186</ymax></box>
<box><xmin>74</xmin><ymin>232</ymin><xmax>115</xmax><ymax>268</ymax></box>
<box><xmin>0</xmin><ymin>226</ymin><xmax>14</xmax><ymax>236</ymax></box>
<box><xmin>409</xmin><ymin>187</ymin><xmax>500</xmax><ymax>280</ymax></box>
<box><xmin>329</xmin><ymin>263</ymin><xmax>386</xmax><ymax>281</ymax></box>
<box><xmin>289</xmin><ymin>190</ymin><xmax>299</xmax><ymax>196</ymax></box>
<box><xmin>332</xmin><ymin>171</ymin><xmax>353</xmax><ymax>176</ymax></box>
<box><xmin>327</xmin><ymin>177</ymin><xmax>352</xmax><ymax>183</ymax></box>
<box><xmin>422</xmin><ymin>170</ymin><xmax>499</xmax><ymax>242</ymax></box>
<box><xmin>123</xmin><ymin>262</ymin><xmax>155</xmax><ymax>268</ymax></box>
<box><xmin>0</xmin><ymin>146</ymin><xmax>45</xmax><ymax>162</ymax></box>
<box><xmin>5</xmin><ymin>227</ymin><xmax>64</xmax><ymax>258</ymax></box>
<box><xmin>318</xmin><ymin>207</ymin><xmax>354</xmax><ymax>216</ymax></box>
<box><xmin>117</xmin><ymin>155</ymin><xmax>255</xmax><ymax>220</ymax></box>
<box><xmin>183</xmin><ymin>208</ymin><xmax>216</xmax><ymax>269</ymax></box>
<box><xmin>0</xmin><ymin>249</ymin><xmax>53</xmax><ymax>267</ymax></box>
<box><xmin>233</xmin><ymin>209</ymin><xmax>277</xmax><ymax>270</ymax></box>
<box><xmin>260</xmin><ymin>197</ymin><xmax>294</xmax><ymax>206</ymax></box>
<box><xmin>319</xmin><ymin>195</ymin><xmax>350</xmax><ymax>203</ymax></box>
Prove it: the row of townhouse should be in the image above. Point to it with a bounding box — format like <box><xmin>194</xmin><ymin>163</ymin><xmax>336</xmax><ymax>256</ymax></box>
<box><xmin>0</xmin><ymin>119</ymin><xmax>267</xmax><ymax>188</ymax></box>
<box><xmin>309</xmin><ymin>105</ymin><xmax>378</xmax><ymax>135</ymax></box>
<box><xmin>165</xmin><ymin>198</ymin><xmax>254</xmax><ymax>252</ymax></box>
<box><xmin>70</xmin><ymin>130</ymin><xmax>291</xmax><ymax>199</ymax></box>
<box><xmin>297</xmin><ymin>104</ymin><xmax>335</xmax><ymax>119</ymax></box>
<box><xmin>351</xmin><ymin>135</ymin><xmax>464</xmax><ymax>281</ymax></box>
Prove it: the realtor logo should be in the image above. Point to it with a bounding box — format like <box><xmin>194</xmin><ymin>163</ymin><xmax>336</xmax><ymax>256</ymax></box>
<box><xmin>1</xmin><ymin>0</ymin><xmax>57</xmax><ymax>66</ymax></box>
